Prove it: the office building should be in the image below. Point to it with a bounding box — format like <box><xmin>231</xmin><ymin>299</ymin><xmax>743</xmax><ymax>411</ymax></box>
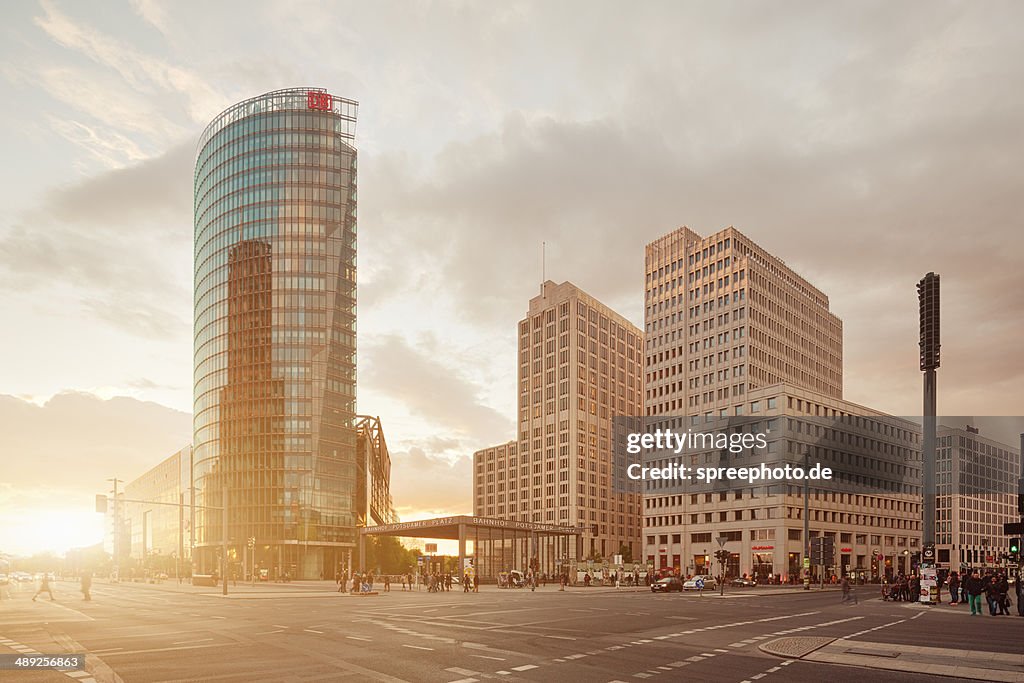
<box><xmin>641</xmin><ymin>386</ymin><xmax>922</xmax><ymax>580</ymax></box>
<box><xmin>192</xmin><ymin>87</ymin><xmax>363</xmax><ymax>579</ymax></box>
<box><xmin>644</xmin><ymin>226</ymin><xmax>842</xmax><ymax>417</ymax></box>
<box><xmin>935</xmin><ymin>424</ymin><xmax>1021</xmax><ymax>569</ymax></box>
<box><xmin>474</xmin><ymin>281</ymin><xmax>644</xmax><ymax>570</ymax></box>
<box><xmin>122</xmin><ymin>445</ymin><xmax>193</xmax><ymax>577</ymax></box>
<box><xmin>641</xmin><ymin>226</ymin><xmax>923</xmax><ymax>580</ymax></box>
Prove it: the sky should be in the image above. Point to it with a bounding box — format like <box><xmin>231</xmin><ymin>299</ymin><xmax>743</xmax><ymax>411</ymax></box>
<box><xmin>1</xmin><ymin>0</ymin><xmax>1023</xmax><ymax>556</ymax></box>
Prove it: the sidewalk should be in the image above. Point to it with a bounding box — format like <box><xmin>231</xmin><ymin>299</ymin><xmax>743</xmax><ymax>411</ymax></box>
<box><xmin>762</xmin><ymin>636</ymin><xmax>1024</xmax><ymax>682</ymax></box>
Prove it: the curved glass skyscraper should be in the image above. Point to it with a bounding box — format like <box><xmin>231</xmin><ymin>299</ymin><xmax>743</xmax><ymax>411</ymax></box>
<box><xmin>193</xmin><ymin>87</ymin><xmax>358</xmax><ymax>579</ymax></box>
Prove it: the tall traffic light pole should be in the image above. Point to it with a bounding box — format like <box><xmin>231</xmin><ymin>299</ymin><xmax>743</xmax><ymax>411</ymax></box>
<box><xmin>918</xmin><ymin>273</ymin><xmax>940</xmax><ymax>552</ymax></box>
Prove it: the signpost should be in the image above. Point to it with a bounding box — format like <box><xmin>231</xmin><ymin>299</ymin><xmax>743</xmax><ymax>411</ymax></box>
<box><xmin>919</xmin><ymin>543</ymin><xmax>937</xmax><ymax>604</ymax></box>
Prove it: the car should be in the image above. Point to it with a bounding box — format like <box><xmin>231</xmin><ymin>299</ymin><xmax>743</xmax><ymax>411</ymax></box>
<box><xmin>731</xmin><ymin>577</ymin><xmax>757</xmax><ymax>587</ymax></box>
<box><xmin>650</xmin><ymin>576</ymin><xmax>683</xmax><ymax>593</ymax></box>
<box><xmin>682</xmin><ymin>575</ymin><xmax>717</xmax><ymax>591</ymax></box>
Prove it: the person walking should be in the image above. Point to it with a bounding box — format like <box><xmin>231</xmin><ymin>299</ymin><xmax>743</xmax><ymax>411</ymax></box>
<box><xmin>32</xmin><ymin>574</ymin><xmax>55</xmax><ymax>602</ymax></box>
<box><xmin>964</xmin><ymin>570</ymin><xmax>985</xmax><ymax>616</ymax></box>
<box><xmin>383</xmin><ymin>575</ymin><xmax>390</xmax><ymax>593</ymax></box>
<box><xmin>473</xmin><ymin>573</ymin><xmax>479</xmax><ymax>593</ymax></box>
<box><xmin>994</xmin><ymin>573</ymin><xmax>1010</xmax><ymax>616</ymax></box>
<box><xmin>81</xmin><ymin>572</ymin><xmax>92</xmax><ymax>601</ymax></box>
<box><xmin>841</xmin><ymin>576</ymin><xmax>858</xmax><ymax>604</ymax></box>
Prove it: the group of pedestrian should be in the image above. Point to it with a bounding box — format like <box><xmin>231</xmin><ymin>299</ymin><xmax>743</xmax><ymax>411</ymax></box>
<box><xmin>880</xmin><ymin>573</ymin><xmax>921</xmax><ymax>602</ymax></box>
<box><xmin>335</xmin><ymin>570</ymin><xmax>375</xmax><ymax>593</ymax></box>
<box><xmin>30</xmin><ymin>573</ymin><xmax>92</xmax><ymax>602</ymax></box>
<box><xmin>955</xmin><ymin>569</ymin><xmax>1012</xmax><ymax>616</ymax></box>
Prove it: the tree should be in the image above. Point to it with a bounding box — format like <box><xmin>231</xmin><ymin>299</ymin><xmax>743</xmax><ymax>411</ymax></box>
<box><xmin>363</xmin><ymin>536</ymin><xmax>419</xmax><ymax>574</ymax></box>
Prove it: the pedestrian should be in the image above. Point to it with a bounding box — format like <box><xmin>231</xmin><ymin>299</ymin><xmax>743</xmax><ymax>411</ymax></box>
<box><xmin>32</xmin><ymin>573</ymin><xmax>55</xmax><ymax>602</ymax></box>
<box><xmin>947</xmin><ymin>571</ymin><xmax>960</xmax><ymax>605</ymax></box>
<box><xmin>841</xmin><ymin>576</ymin><xmax>858</xmax><ymax>604</ymax></box>
<box><xmin>994</xmin><ymin>573</ymin><xmax>1010</xmax><ymax>616</ymax></box>
<box><xmin>473</xmin><ymin>573</ymin><xmax>479</xmax><ymax>593</ymax></box>
<box><xmin>964</xmin><ymin>570</ymin><xmax>985</xmax><ymax>615</ymax></box>
<box><xmin>81</xmin><ymin>572</ymin><xmax>92</xmax><ymax>601</ymax></box>
<box><xmin>384</xmin><ymin>575</ymin><xmax>390</xmax><ymax>592</ymax></box>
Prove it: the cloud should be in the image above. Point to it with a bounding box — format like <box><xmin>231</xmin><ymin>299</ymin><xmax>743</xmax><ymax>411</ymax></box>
<box><xmin>34</xmin><ymin>0</ymin><xmax>226</xmax><ymax>124</ymax></box>
<box><xmin>43</xmin><ymin>140</ymin><xmax>194</xmax><ymax>228</ymax></box>
<box><xmin>389</xmin><ymin>447</ymin><xmax>473</xmax><ymax>516</ymax></box>
<box><xmin>0</xmin><ymin>392</ymin><xmax>191</xmax><ymax>496</ymax></box>
<box><xmin>361</xmin><ymin>334</ymin><xmax>513</xmax><ymax>445</ymax></box>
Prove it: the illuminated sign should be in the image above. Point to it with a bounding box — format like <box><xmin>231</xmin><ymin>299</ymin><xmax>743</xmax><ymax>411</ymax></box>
<box><xmin>751</xmin><ymin>545</ymin><xmax>774</xmax><ymax>551</ymax></box>
<box><xmin>841</xmin><ymin>547</ymin><xmax>852</xmax><ymax>553</ymax></box>
<box><xmin>307</xmin><ymin>91</ymin><xmax>333</xmax><ymax>111</ymax></box>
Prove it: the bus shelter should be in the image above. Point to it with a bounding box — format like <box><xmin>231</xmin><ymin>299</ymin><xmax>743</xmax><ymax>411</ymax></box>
<box><xmin>360</xmin><ymin>515</ymin><xmax>584</xmax><ymax>581</ymax></box>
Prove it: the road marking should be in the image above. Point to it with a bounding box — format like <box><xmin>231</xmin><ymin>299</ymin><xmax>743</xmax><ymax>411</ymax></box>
<box><xmin>90</xmin><ymin>648</ymin><xmax>124</xmax><ymax>654</ymax></box>
<box><xmin>211</xmin><ymin>615</ymin><xmax>226</xmax><ymax>619</ymax></box>
<box><xmin>714</xmin><ymin>648</ymin><xmax>729</xmax><ymax>653</ymax></box>
<box><xmin>469</xmin><ymin>654</ymin><xmax>506</xmax><ymax>661</ymax></box>
<box><xmin>403</xmin><ymin>644</ymin><xmax>434</xmax><ymax>650</ymax></box>
<box><xmin>304</xmin><ymin>629</ymin><xmax>324</xmax><ymax>634</ymax></box>
<box><xmin>171</xmin><ymin>637</ymin><xmax>214</xmax><ymax>644</ymax></box>
<box><xmin>511</xmin><ymin>664</ymin><xmax>538</xmax><ymax>671</ymax></box>
<box><xmin>446</xmin><ymin>667</ymin><xmax>480</xmax><ymax>676</ymax></box>
<box><xmin>347</xmin><ymin>636</ymin><xmax>372</xmax><ymax>641</ymax></box>
<box><xmin>543</xmin><ymin>635</ymin><xmax>577</xmax><ymax>640</ymax></box>
<box><xmin>254</xmin><ymin>630</ymin><xmax>284</xmax><ymax>635</ymax></box>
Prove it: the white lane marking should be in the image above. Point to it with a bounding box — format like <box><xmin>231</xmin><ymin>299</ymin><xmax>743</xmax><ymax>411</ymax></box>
<box><xmin>468</xmin><ymin>654</ymin><xmax>506</xmax><ymax>661</ymax></box>
<box><xmin>171</xmin><ymin>637</ymin><xmax>214</xmax><ymax>644</ymax></box>
<box><xmin>403</xmin><ymin>644</ymin><xmax>434</xmax><ymax>650</ymax></box>
<box><xmin>447</xmin><ymin>679</ymin><xmax>478</xmax><ymax>683</ymax></box>
<box><xmin>446</xmin><ymin>668</ymin><xmax>480</xmax><ymax>676</ymax></box>
<box><xmin>347</xmin><ymin>635</ymin><xmax>372</xmax><ymax>641</ymax></box>
<box><xmin>254</xmin><ymin>630</ymin><xmax>284</xmax><ymax>635</ymax></box>
<box><xmin>90</xmin><ymin>648</ymin><xmax>124</xmax><ymax>654</ymax></box>
<box><xmin>304</xmin><ymin>629</ymin><xmax>324</xmax><ymax>634</ymax></box>
<box><xmin>511</xmin><ymin>664</ymin><xmax>538</xmax><ymax>671</ymax></box>
<box><xmin>544</xmin><ymin>635</ymin><xmax>577</xmax><ymax>640</ymax></box>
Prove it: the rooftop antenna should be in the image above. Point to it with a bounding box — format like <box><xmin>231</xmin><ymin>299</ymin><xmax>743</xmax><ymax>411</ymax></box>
<box><xmin>541</xmin><ymin>241</ymin><xmax>546</xmax><ymax>297</ymax></box>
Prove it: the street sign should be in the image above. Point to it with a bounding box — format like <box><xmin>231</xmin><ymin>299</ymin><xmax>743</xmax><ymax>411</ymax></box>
<box><xmin>716</xmin><ymin>536</ymin><xmax>728</xmax><ymax>548</ymax></box>
<box><xmin>425</xmin><ymin>543</ymin><xmax>438</xmax><ymax>553</ymax></box>
<box><xmin>803</xmin><ymin>557</ymin><xmax>810</xmax><ymax>568</ymax></box>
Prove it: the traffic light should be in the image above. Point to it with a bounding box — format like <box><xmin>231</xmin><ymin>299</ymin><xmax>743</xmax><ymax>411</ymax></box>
<box><xmin>1010</xmin><ymin>538</ymin><xmax>1020</xmax><ymax>562</ymax></box>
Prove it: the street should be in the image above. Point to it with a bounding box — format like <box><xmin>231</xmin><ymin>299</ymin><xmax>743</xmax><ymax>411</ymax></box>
<box><xmin>2</xmin><ymin>579</ymin><xmax>1022</xmax><ymax>682</ymax></box>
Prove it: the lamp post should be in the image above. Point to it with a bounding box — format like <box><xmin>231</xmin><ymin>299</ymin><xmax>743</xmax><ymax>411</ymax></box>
<box><xmin>803</xmin><ymin>449</ymin><xmax>810</xmax><ymax>590</ymax></box>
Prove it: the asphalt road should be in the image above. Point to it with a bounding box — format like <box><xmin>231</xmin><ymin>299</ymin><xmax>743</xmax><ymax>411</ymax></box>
<box><xmin>1</xmin><ymin>580</ymin><xmax>1021</xmax><ymax>682</ymax></box>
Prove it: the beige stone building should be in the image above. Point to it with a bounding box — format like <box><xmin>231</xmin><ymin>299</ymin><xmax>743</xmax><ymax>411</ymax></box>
<box><xmin>640</xmin><ymin>385</ymin><xmax>922</xmax><ymax>580</ymax></box>
<box><xmin>641</xmin><ymin>226</ymin><xmax>924</xmax><ymax>580</ymax></box>
<box><xmin>474</xmin><ymin>281</ymin><xmax>644</xmax><ymax>569</ymax></box>
<box><xmin>644</xmin><ymin>226</ymin><xmax>842</xmax><ymax>417</ymax></box>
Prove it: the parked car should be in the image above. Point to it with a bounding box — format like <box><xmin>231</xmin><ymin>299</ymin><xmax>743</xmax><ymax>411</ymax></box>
<box><xmin>682</xmin><ymin>575</ymin><xmax>717</xmax><ymax>591</ymax></box>
<box><xmin>651</xmin><ymin>576</ymin><xmax>683</xmax><ymax>593</ymax></box>
<box><xmin>731</xmin><ymin>577</ymin><xmax>757</xmax><ymax>587</ymax></box>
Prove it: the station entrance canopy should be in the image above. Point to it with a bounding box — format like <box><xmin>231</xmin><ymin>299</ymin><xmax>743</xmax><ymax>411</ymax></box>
<box><xmin>360</xmin><ymin>515</ymin><xmax>585</xmax><ymax>580</ymax></box>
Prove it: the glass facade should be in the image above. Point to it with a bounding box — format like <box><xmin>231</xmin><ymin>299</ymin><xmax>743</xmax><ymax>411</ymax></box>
<box><xmin>193</xmin><ymin>88</ymin><xmax>358</xmax><ymax>580</ymax></box>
